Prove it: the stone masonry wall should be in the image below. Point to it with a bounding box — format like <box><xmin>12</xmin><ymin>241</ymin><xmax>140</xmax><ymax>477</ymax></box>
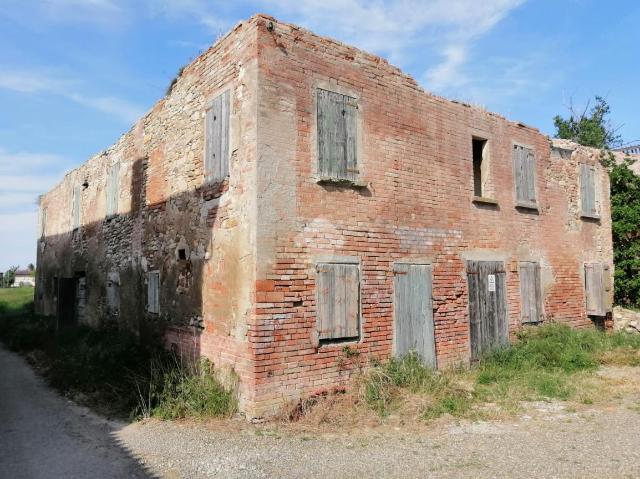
<box><xmin>249</xmin><ymin>17</ymin><xmax>614</xmax><ymax>416</ymax></box>
<box><xmin>36</xmin><ymin>19</ymin><xmax>261</xmax><ymax>410</ymax></box>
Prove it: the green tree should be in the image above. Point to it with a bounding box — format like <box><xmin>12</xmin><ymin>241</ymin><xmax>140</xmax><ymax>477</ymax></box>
<box><xmin>608</xmin><ymin>159</ymin><xmax>640</xmax><ymax>306</ymax></box>
<box><xmin>555</xmin><ymin>96</ymin><xmax>639</xmax><ymax>307</ymax></box>
<box><xmin>3</xmin><ymin>266</ymin><xmax>18</xmax><ymax>288</ymax></box>
<box><xmin>553</xmin><ymin>96</ymin><xmax>622</xmax><ymax>149</ymax></box>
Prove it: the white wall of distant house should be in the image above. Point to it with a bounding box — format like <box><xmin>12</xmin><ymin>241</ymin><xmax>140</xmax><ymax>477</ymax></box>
<box><xmin>13</xmin><ymin>274</ymin><xmax>35</xmax><ymax>287</ymax></box>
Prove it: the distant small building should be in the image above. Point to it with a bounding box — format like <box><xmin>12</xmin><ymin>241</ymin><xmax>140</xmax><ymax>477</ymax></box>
<box><xmin>13</xmin><ymin>270</ymin><xmax>36</xmax><ymax>287</ymax></box>
<box><xmin>615</xmin><ymin>144</ymin><xmax>640</xmax><ymax>156</ymax></box>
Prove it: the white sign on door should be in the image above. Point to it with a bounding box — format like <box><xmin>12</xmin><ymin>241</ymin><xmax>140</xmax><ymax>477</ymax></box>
<box><xmin>487</xmin><ymin>274</ymin><xmax>496</xmax><ymax>292</ymax></box>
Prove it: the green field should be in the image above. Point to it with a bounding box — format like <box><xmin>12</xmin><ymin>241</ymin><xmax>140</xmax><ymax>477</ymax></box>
<box><xmin>0</xmin><ymin>287</ymin><xmax>34</xmax><ymax>316</ymax></box>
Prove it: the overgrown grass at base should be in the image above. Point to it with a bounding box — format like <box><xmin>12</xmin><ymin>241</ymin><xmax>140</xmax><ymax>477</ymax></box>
<box><xmin>0</xmin><ymin>289</ymin><xmax>237</xmax><ymax>419</ymax></box>
<box><xmin>361</xmin><ymin>324</ymin><xmax>640</xmax><ymax>420</ymax></box>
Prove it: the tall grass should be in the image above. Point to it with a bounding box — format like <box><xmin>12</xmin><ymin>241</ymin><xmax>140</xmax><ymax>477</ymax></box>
<box><xmin>362</xmin><ymin>324</ymin><xmax>640</xmax><ymax>419</ymax></box>
<box><xmin>0</xmin><ymin>289</ymin><xmax>236</xmax><ymax>419</ymax></box>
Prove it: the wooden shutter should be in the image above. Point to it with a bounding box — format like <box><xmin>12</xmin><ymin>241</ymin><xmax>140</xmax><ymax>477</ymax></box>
<box><xmin>147</xmin><ymin>271</ymin><xmax>160</xmax><ymax>314</ymax></box>
<box><xmin>519</xmin><ymin>262</ymin><xmax>544</xmax><ymax>324</ymax></box>
<box><xmin>40</xmin><ymin>207</ymin><xmax>47</xmax><ymax>238</ymax></box>
<box><xmin>585</xmin><ymin>263</ymin><xmax>605</xmax><ymax>316</ymax></box>
<box><xmin>316</xmin><ymin>263</ymin><xmax>359</xmax><ymax>340</ymax></box>
<box><xmin>513</xmin><ymin>145</ymin><xmax>536</xmax><ymax>205</ymax></box>
<box><xmin>467</xmin><ymin>261</ymin><xmax>509</xmax><ymax>360</ymax></box>
<box><xmin>106</xmin><ymin>162</ymin><xmax>120</xmax><ymax>216</ymax></box>
<box><xmin>580</xmin><ymin>164</ymin><xmax>597</xmax><ymax>216</ymax></box>
<box><xmin>205</xmin><ymin>90</ymin><xmax>230</xmax><ymax>182</ymax></box>
<box><xmin>393</xmin><ymin>263</ymin><xmax>436</xmax><ymax>367</ymax></box>
<box><xmin>72</xmin><ymin>185</ymin><xmax>81</xmax><ymax>229</ymax></box>
<box><xmin>317</xmin><ymin>89</ymin><xmax>357</xmax><ymax>181</ymax></box>
<box><xmin>603</xmin><ymin>264</ymin><xmax>613</xmax><ymax>312</ymax></box>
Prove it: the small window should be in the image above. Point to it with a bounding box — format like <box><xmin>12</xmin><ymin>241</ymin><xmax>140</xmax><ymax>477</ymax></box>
<box><xmin>519</xmin><ymin>262</ymin><xmax>543</xmax><ymax>323</ymax></box>
<box><xmin>106</xmin><ymin>162</ymin><xmax>120</xmax><ymax>217</ymax></box>
<box><xmin>513</xmin><ymin>144</ymin><xmax>537</xmax><ymax>207</ymax></box>
<box><xmin>580</xmin><ymin>164</ymin><xmax>598</xmax><ymax>218</ymax></box>
<box><xmin>147</xmin><ymin>271</ymin><xmax>160</xmax><ymax>314</ymax></box>
<box><xmin>205</xmin><ymin>90</ymin><xmax>230</xmax><ymax>182</ymax></box>
<box><xmin>316</xmin><ymin>263</ymin><xmax>360</xmax><ymax>342</ymax></box>
<box><xmin>72</xmin><ymin>185</ymin><xmax>81</xmax><ymax>229</ymax></box>
<box><xmin>472</xmin><ymin>138</ymin><xmax>488</xmax><ymax>197</ymax></box>
<box><xmin>178</xmin><ymin>248</ymin><xmax>187</xmax><ymax>260</ymax></box>
<box><xmin>317</xmin><ymin>89</ymin><xmax>358</xmax><ymax>181</ymax></box>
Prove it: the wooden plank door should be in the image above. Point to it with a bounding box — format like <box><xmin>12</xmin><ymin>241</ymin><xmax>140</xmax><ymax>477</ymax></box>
<box><xmin>467</xmin><ymin>261</ymin><xmax>508</xmax><ymax>361</ymax></box>
<box><xmin>393</xmin><ymin>263</ymin><xmax>436</xmax><ymax>368</ymax></box>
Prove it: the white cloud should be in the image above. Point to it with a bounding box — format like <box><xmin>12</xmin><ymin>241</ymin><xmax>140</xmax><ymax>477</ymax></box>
<box><xmin>0</xmin><ymin>67</ymin><xmax>144</xmax><ymax>123</ymax></box>
<box><xmin>0</xmin><ymin>0</ymin><xmax>128</xmax><ymax>27</ymax></box>
<box><xmin>68</xmin><ymin>93</ymin><xmax>145</xmax><ymax>123</ymax></box>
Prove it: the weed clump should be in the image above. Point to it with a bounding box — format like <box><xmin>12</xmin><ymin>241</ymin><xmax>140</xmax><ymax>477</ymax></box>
<box><xmin>361</xmin><ymin>324</ymin><xmax>640</xmax><ymax>420</ymax></box>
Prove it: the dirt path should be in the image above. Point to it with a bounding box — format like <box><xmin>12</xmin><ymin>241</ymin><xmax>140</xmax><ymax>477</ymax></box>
<box><xmin>0</xmin><ymin>345</ymin><xmax>152</xmax><ymax>479</ymax></box>
<box><xmin>117</xmin><ymin>391</ymin><xmax>640</xmax><ymax>479</ymax></box>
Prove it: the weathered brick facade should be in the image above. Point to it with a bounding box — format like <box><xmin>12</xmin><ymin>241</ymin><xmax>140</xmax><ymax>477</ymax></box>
<box><xmin>36</xmin><ymin>15</ymin><xmax>615</xmax><ymax>417</ymax></box>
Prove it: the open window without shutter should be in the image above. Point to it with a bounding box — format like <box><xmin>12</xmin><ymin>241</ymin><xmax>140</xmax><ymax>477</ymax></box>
<box><xmin>580</xmin><ymin>164</ymin><xmax>598</xmax><ymax>217</ymax></box>
<box><xmin>519</xmin><ymin>262</ymin><xmax>544</xmax><ymax>323</ymax></box>
<box><xmin>316</xmin><ymin>263</ymin><xmax>360</xmax><ymax>341</ymax></box>
<box><xmin>205</xmin><ymin>90</ymin><xmax>230</xmax><ymax>182</ymax></box>
<box><xmin>513</xmin><ymin>145</ymin><xmax>537</xmax><ymax>206</ymax></box>
<box><xmin>317</xmin><ymin>89</ymin><xmax>358</xmax><ymax>181</ymax></box>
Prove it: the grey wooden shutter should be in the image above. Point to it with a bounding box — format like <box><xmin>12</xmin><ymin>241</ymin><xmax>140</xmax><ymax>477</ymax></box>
<box><xmin>72</xmin><ymin>185</ymin><xmax>81</xmax><ymax>229</ymax></box>
<box><xmin>580</xmin><ymin>164</ymin><xmax>597</xmax><ymax>216</ymax></box>
<box><xmin>317</xmin><ymin>89</ymin><xmax>357</xmax><ymax>181</ymax></box>
<box><xmin>106</xmin><ymin>162</ymin><xmax>120</xmax><ymax>216</ymax></box>
<box><xmin>585</xmin><ymin>263</ymin><xmax>604</xmax><ymax>316</ymax></box>
<box><xmin>467</xmin><ymin>261</ymin><xmax>509</xmax><ymax>360</ymax></box>
<box><xmin>519</xmin><ymin>262</ymin><xmax>543</xmax><ymax>324</ymax></box>
<box><xmin>603</xmin><ymin>264</ymin><xmax>613</xmax><ymax>312</ymax></box>
<box><xmin>393</xmin><ymin>263</ymin><xmax>436</xmax><ymax>367</ymax></box>
<box><xmin>316</xmin><ymin>263</ymin><xmax>359</xmax><ymax>340</ymax></box>
<box><xmin>205</xmin><ymin>90</ymin><xmax>230</xmax><ymax>182</ymax></box>
<box><xmin>40</xmin><ymin>207</ymin><xmax>47</xmax><ymax>238</ymax></box>
<box><xmin>147</xmin><ymin>271</ymin><xmax>159</xmax><ymax>314</ymax></box>
<box><xmin>513</xmin><ymin>145</ymin><xmax>536</xmax><ymax>205</ymax></box>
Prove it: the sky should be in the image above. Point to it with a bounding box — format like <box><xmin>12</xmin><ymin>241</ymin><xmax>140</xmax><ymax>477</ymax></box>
<box><xmin>0</xmin><ymin>0</ymin><xmax>639</xmax><ymax>272</ymax></box>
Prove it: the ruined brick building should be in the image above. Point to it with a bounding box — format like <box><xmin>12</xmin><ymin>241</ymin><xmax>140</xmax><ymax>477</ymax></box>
<box><xmin>36</xmin><ymin>14</ymin><xmax>615</xmax><ymax>417</ymax></box>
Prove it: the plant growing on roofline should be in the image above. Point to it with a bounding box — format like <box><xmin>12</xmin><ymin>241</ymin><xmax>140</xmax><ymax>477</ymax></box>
<box><xmin>554</xmin><ymin>96</ymin><xmax>640</xmax><ymax>308</ymax></box>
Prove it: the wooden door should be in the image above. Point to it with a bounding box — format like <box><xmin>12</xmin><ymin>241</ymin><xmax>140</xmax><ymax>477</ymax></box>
<box><xmin>393</xmin><ymin>263</ymin><xmax>436</xmax><ymax>368</ymax></box>
<box><xmin>467</xmin><ymin>261</ymin><xmax>508</xmax><ymax>361</ymax></box>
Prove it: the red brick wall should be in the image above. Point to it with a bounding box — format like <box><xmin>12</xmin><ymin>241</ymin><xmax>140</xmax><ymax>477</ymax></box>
<box><xmin>248</xmin><ymin>17</ymin><xmax>613</xmax><ymax>416</ymax></box>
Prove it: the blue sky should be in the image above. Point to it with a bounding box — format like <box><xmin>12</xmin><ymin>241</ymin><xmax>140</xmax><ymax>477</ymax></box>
<box><xmin>1</xmin><ymin>0</ymin><xmax>639</xmax><ymax>271</ymax></box>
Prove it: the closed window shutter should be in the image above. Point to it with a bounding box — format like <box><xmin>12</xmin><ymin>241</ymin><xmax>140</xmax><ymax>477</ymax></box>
<box><xmin>205</xmin><ymin>90</ymin><xmax>230</xmax><ymax>182</ymax></box>
<box><xmin>513</xmin><ymin>145</ymin><xmax>536</xmax><ymax>205</ymax></box>
<box><xmin>317</xmin><ymin>89</ymin><xmax>358</xmax><ymax>181</ymax></box>
<box><xmin>519</xmin><ymin>262</ymin><xmax>544</xmax><ymax>323</ymax></box>
<box><xmin>106</xmin><ymin>162</ymin><xmax>120</xmax><ymax>216</ymax></box>
<box><xmin>585</xmin><ymin>263</ymin><xmax>605</xmax><ymax>316</ymax></box>
<box><xmin>316</xmin><ymin>263</ymin><xmax>360</xmax><ymax>340</ymax></box>
<box><xmin>72</xmin><ymin>185</ymin><xmax>81</xmax><ymax>229</ymax></box>
<box><xmin>580</xmin><ymin>164</ymin><xmax>597</xmax><ymax>216</ymax></box>
<box><xmin>148</xmin><ymin>271</ymin><xmax>160</xmax><ymax>314</ymax></box>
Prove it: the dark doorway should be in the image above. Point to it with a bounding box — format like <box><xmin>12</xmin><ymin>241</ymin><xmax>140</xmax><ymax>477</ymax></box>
<box><xmin>57</xmin><ymin>278</ymin><xmax>77</xmax><ymax>327</ymax></box>
<box><xmin>467</xmin><ymin>260</ymin><xmax>508</xmax><ymax>361</ymax></box>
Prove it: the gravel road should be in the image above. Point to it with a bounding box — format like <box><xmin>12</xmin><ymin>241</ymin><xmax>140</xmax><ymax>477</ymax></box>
<box><xmin>2</xmin><ymin>343</ymin><xmax>640</xmax><ymax>478</ymax></box>
<box><xmin>0</xmin><ymin>345</ymin><xmax>153</xmax><ymax>479</ymax></box>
